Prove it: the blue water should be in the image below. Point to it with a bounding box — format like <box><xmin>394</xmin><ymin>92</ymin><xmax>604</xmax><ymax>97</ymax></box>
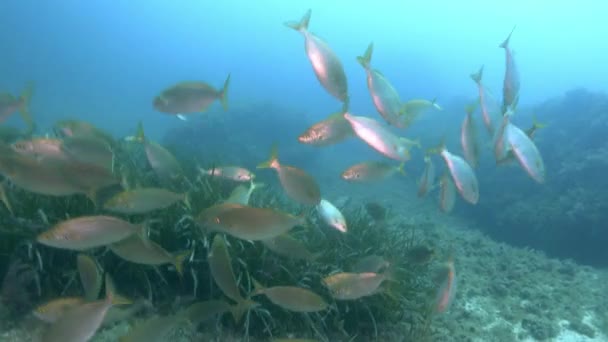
<box><xmin>2</xmin><ymin>1</ymin><xmax>607</xmax><ymax>139</ymax></box>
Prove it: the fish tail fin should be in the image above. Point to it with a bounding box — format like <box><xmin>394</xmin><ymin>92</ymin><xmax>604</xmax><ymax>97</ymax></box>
<box><xmin>137</xmin><ymin>220</ymin><xmax>151</xmax><ymax>243</ymax></box>
<box><xmin>532</xmin><ymin>115</ymin><xmax>547</xmax><ymax>129</ymax></box>
<box><xmin>285</xmin><ymin>9</ymin><xmax>311</xmax><ymax>32</ymax></box>
<box><xmin>0</xmin><ymin>182</ymin><xmax>14</xmax><ymax>216</ymax></box>
<box><xmin>173</xmin><ymin>251</ymin><xmax>190</xmax><ymax>277</ymax></box>
<box><xmin>230</xmin><ymin>298</ymin><xmax>258</xmax><ymax>323</ymax></box>
<box><xmin>356</xmin><ymin>42</ymin><xmax>373</xmax><ymax>69</ymax></box>
<box><xmin>220</xmin><ymin>73</ymin><xmax>230</xmax><ymax>111</ymax></box>
<box><xmin>341</xmin><ymin>96</ymin><xmax>350</xmax><ymax>113</ymax></box>
<box><xmin>105</xmin><ymin>274</ymin><xmax>132</xmax><ymax>306</ymax></box>
<box><xmin>470</xmin><ymin>65</ymin><xmax>484</xmax><ymax>84</ymax></box>
<box><xmin>104</xmin><ymin>273</ymin><xmax>115</xmax><ymax>304</ymax></box>
<box><xmin>86</xmin><ymin>188</ymin><xmax>100</xmax><ymax>208</ymax></box>
<box><xmin>182</xmin><ymin>192</ymin><xmax>192</xmax><ymax>210</ymax></box>
<box><xmin>465</xmin><ymin>101</ymin><xmax>478</xmax><ymax>116</ymax></box>
<box><xmin>525</xmin><ymin>115</ymin><xmax>547</xmax><ymax>138</ymax></box>
<box><xmin>251</xmin><ymin>277</ymin><xmax>265</xmax><ymax>296</ymax></box>
<box><xmin>379</xmin><ymin>282</ymin><xmax>400</xmax><ymax>301</ymax></box>
<box><xmin>426</xmin><ymin>138</ymin><xmax>446</xmax><ymax>155</ymax></box>
<box><xmin>499</xmin><ymin>25</ymin><xmax>516</xmax><ymax>48</ymax></box>
<box><xmin>296</xmin><ymin>211</ymin><xmax>311</xmax><ymax>229</ymax></box>
<box><xmin>309</xmin><ymin>251</ymin><xmax>324</xmax><ymax>261</ymax></box>
<box><xmin>256</xmin><ymin>144</ymin><xmax>279</xmax><ymax>169</ymax></box>
<box><xmin>251</xmin><ymin>181</ymin><xmax>265</xmax><ymax>192</ymax></box>
<box><xmin>417</xmin><ymin>182</ymin><xmax>427</xmax><ymax>198</ymax></box>
<box><xmin>431</xmin><ymin>98</ymin><xmax>443</xmax><ymax>111</ymax></box>
<box><xmin>397</xmin><ymin>162</ymin><xmax>406</xmax><ymax>176</ymax></box>
<box><xmin>78</xmin><ymin>254</ymin><xmax>103</xmax><ymax>301</ymax></box>
<box><xmin>399</xmin><ymin>145</ymin><xmax>411</xmax><ymax>161</ymax></box>
<box><xmin>382</xmin><ymin>265</ymin><xmax>398</xmax><ymax>283</ymax></box>
<box><xmin>135</xmin><ymin>121</ymin><xmax>145</xmax><ymax>143</ymax></box>
<box><xmin>398</xmin><ymin>102</ymin><xmax>408</xmax><ymax>117</ymax></box>
<box><xmin>18</xmin><ymin>82</ymin><xmax>35</xmax><ymax>131</ymax></box>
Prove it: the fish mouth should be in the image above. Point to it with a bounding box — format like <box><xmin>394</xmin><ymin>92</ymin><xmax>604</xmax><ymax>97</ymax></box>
<box><xmin>152</xmin><ymin>97</ymin><xmax>162</xmax><ymax>108</ymax></box>
<box><xmin>53</xmin><ymin>125</ymin><xmax>71</xmax><ymax>138</ymax></box>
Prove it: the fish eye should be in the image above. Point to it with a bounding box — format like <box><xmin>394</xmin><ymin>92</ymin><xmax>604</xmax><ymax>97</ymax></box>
<box><xmin>54</xmin><ymin>232</ymin><xmax>69</xmax><ymax>240</ymax></box>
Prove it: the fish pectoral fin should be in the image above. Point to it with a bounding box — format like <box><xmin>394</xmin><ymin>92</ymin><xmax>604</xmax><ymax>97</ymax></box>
<box><xmin>158</xmin><ymin>94</ymin><xmax>169</xmax><ymax>106</ymax></box>
<box><xmin>86</xmin><ymin>188</ymin><xmax>100</xmax><ymax>207</ymax></box>
<box><xmin>181</xmin><ymin>193</ymin><xmax>192</xmax><ymax>211</ymax></box>
<box><xmin>378</xmin><ymin>283</ymin><xmax>400</xmax><ymax>301</ymax></box>
<box><xmin>173</xmin><ymin>251</ymin><xmax>191</xmax><ymax>277</ymax></box>
<box><xmin>229</xmin><ymin>298</ymin><xmax>259</xmax><ymax>323</ymax></box>
<box><xmin>0</xmin><ymin>183</ymin><xmax>13</xmax><ymax>215</ymax></box>
<box><xmin>220</xmin><ymin>74</ymin><xmax>230</xmax><ymax>111</ymax></box>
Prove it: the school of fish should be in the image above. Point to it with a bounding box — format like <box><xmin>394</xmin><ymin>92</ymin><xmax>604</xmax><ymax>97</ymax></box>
<box><xmin>0</xmin><ymin>9</ymin><xmax>546</xmax><ymax>341</ymax></box>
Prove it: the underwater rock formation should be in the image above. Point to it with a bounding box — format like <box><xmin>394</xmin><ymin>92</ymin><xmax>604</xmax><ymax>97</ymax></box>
<box><xmin>473</xmin><ymin>88</ymin><xmax>608</xmax><ymax>266</ymax></box>
<box><xmin>162</xmin><ymin>101</ymin><xmax>321</xmax><ymax>171</ymax></box>
<box><xmin>0</xmin><ymin>260</ymin><xmax>38</xmax><ymax>317</ymax></box>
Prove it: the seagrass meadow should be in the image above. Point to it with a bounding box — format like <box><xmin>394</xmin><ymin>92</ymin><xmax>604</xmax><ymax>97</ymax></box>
<box><xmin>0</xmin><ymin>135</ymin><xmax>442</xmax><ymax>341</ymax></box>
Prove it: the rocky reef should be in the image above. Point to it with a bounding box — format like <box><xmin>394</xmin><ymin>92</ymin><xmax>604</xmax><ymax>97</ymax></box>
<box><xmin>473</xmin><ymin>88</ymin><xmax>608</xmax><ymax>267</ymax></box>
<box><xmin>162</xmin><ymin>101</ymin><xmax>322</xmax><ymax>172</ymax></box>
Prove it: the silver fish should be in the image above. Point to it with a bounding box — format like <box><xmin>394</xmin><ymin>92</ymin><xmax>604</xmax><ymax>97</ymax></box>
<box><xmin>38</xmin><ymin>216</ymin><xmax>142</xmax><ymax>251</ymax></box>
<box><xmin>439</xmin><ymin>173</ymin><xmax>456</xmax><ymax>213</ymax></box>
<box><xmin>470</xmin><ymin>66</ymin><xmax>502</xmax><ymax>134</ymax></box>
<box><xmin>439</xmin><ymin>147</ymin><xmax>479</xmax><ymax>205</ymax></box>
<box><xmin>343</xmin><ymin>113</ymin><xmax>411</xmax><ymax>161</ymax></box>
<box><xmin>506</xmin><ymin>121</ymin><xmax>546</xmax><ymax>183</ymax></box>
<box><xmin>357</xmin><ymin>43</ymin><xmax>404</xmax><ymax>127</ymax></box>
<box><xmin>286</xmin><ymin>9</ymin><xmax>349</xmax><ymax>106</ymax></box>
<box><xmin>460</xmin><ymin>105</ymin><xmax>479</xmax><ymax>168</ymax></box>
<box><xmin>500</xmin><ymin>26</ymin><xmax>520</xmax><ymax>113</ymax></box>
<box><xmin>298</xmin><ymin>112</ymin><xmax>353</xmax><ymax>146</ymax></box>
<box><xmin>42</xmin><ymin>275</ymin><xmax>127</xmax><ymax>342</ymax></box>
<box><xmin>257</xmin><ymin>146</ymin><xmax>321</xmax><ymax>205</ymax></box>
<box><xmin>252</xmin><ymin>280</ymin><xmax>328</xmax><ymax>313</ymax></box>
<box><xmin>77</xmin><ymin>254</ymin><xmax>102</xmax><ymax>302</ymax></box>
<box><xmin>204</xmin><ymin>205</ymin><xmax>306</xmax><ymax>241</ymax></box>
<box><xmin>153</xmin><ymin>75</ymin><xmax>230</xmax><ymax>116</ymax></box>
<box><xmin>417</xmin><ymin>156</ymin><xmax>435</xmax><ymax>197</ymax></box>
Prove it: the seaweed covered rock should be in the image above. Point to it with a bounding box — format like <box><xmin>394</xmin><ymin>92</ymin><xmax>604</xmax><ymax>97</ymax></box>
<box><xmin>474</xmin><ymin>88</ymin><xmax>608</xmax><ymax>266</ymax></box>
<box><xmin>568</xmin><ymin>319</ymin><xmax>596</xmax><ymax>338</ymax></box>
<box><xmin>521</xmin><ymin>317</ymin><xmax>559</xmax><ymax>341</ymax></box>
<box><xmin>162</xmin><ymin>101</ymin><xmax>321</xmax><ymax>171</ymax></box>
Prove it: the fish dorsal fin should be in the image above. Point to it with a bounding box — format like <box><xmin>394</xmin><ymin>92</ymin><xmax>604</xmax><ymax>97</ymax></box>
<box><xmin>134</xmin><ymin>121</ymin><xmax>146</xmax><ymax>143</ymax></box>
<box><xmin>257</xmin><ymin>144</ymin><xmax>279</xmax><ymax>169</ymax></box>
